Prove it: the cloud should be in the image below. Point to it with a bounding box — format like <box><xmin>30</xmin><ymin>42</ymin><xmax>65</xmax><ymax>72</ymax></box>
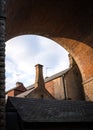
<box><xmin>5</xmin><ymin>35</ymin><xmax>69</xmax><ymax>91</ymax></box>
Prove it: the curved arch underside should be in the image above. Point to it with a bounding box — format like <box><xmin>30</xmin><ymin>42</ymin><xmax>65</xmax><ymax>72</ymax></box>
<box><xmin>6</xmin><ymin>0</ymin><xmax>93</xmax><ymax>100</ymax></box>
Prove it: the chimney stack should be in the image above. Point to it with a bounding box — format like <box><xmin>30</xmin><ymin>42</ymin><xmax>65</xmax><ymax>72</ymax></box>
<box><xmin>35</xmin><ymin>64</ymin><xmax>45</xmax><ymax>89</ymax></box>
<box><xmin>16</xmin><ymin>82</ymin><xmax>23</xmax><ymax>87</ymax></box>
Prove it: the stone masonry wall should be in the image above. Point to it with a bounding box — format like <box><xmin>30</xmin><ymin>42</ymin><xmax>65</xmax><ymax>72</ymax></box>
<box><xmin>0</xmin><ymin>0</ymin><xmax>6</xmax><ymax>130</ymax></box>
<box><xmin>83</xmin><ymin>79</ymin><xmax>93</xmax><ymax>101</ymax></box>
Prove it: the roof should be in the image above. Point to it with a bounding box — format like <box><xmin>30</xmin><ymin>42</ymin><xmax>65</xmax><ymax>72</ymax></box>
<box><xmin>6</xmin><ymin>67</ymin><xmax>70</xmax><ymax>95</ymax></box>
<box><xmin>6</xmin><ymin>82</ymin><xmax>27</xmax><ymax>94</ymax></box>
<box><xmin>26</xmin><ymin>68</ymin><xmax>70</xmax><ymax>90</ymax></box>
<box><xmin>16</xmin><ymin>87</ymin><xmax>35</xmax><ymax>97</ymax></box>
<box><xmin>26</xmin><ymin>84</ymin><xmax>34</xmax><ymax>90</ymax></box>
<box><xmin>15</xmin><ymin>68</ymin><xmax>70</xmax><ymax>97</ymax></box>
<box><xmin>6</xmin><ymin>86</ymin><xmax>17</xmax><ymax>93</ymax></box>
<box><xmin>44</xmin><ymin>68</ymin><xmax>70</xmax><ymax>82</ymax></box>
<box><xmin>6</xmin><ymin>97</ymin><xmax>93</xmax><ymax>122</ymax></box>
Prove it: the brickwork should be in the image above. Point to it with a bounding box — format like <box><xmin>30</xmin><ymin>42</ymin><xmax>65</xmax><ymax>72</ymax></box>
<box><xmin>0</xmin><ymin>0</ymin><xmax>6</xmax><ymax>129</ymax></box>
<box><xmin>6</xmin><ymin>82</ymin><xmax>27</xmax><ymax>97</ymax></box>
<box><xmin>45</xmin><ymin>78</ymin><xmax>64</xmax><ymax>100</ymax></box>
<box><xmin>45</xmin><ymin>81</ymin><xmax>55</xmax><ymax>96</ymax></box>
<box><xmin>7</xmin><ymin>90</ymin><xmax>14</xmax><ymax>97</ymax></box>
<box><xmin>26</xmin><ymin>64</ymin><xmax>54</xmax><ymax>99</ymax></box>
<box><xmin>53</xmin><ymin>38</ymin><xmax>93</xmax><ymax>100</ymax></box>
<box><xmin>6</xmin><ymin>0</ymin><xmax>93</xmax><ymax>100</ymax></box>
<box><xmin>35</xmin><ymin>64</ymin><xmax>45</xmax><ymax>89</ymax></box>
<box><xmin>83</xmin><ymin>79</ymin><xmax>93</xmax><ymax>101</ymax></box>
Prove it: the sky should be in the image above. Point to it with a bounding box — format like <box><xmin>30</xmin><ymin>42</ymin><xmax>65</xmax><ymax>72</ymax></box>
<box><xmin>5</xmin><ymin>35</ymin><xmax>69</xmax><ymax>91</ymax></box>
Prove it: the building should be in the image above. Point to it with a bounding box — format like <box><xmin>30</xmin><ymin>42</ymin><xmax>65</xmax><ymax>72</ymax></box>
<box><xmin>5</xmin><ymin>55</ymin><xmax>90</xmax><ymax>130</ymax></box>
<box><xmin>6</xmin><ymin>82</ymin><xmax>27</xmax><ymax>97</ymax></box>
<box><xmin>16</xmin><ymin>54</ymin><xmax>85</xmax><ymax>100</ymax></box>
<box><xmin>6</xmin><ymin>97</ymin><xmax>93</xmax><ymax>130</ymax></box>
<box><xmin>24</xmin><ymin>64</ymin><xmax>54</xmax><ymax>99</ymax></box>
<box><xmin>1</xmin><ymin>1</ymin><xmax>93</xmax><ymax>129</ymax></box>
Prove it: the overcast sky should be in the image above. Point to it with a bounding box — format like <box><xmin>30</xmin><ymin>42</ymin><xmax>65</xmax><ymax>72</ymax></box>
<box><xmin>5</xmin><ymin>35</ymin><xmax>69</xmax><ymax>91</ymax></box>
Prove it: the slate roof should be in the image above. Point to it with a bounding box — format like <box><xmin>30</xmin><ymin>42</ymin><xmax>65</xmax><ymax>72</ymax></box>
<box><xmin>26</xmin><ymin>84</ymin><xmax>34</xmax><ymax>90</ymax></box>
<box><xmin>16</xmin><ymin>87</ymin><xmax>34</xmax><ymax>97</ymax></box>
<box><xmin>7</xmin><ymin>97</ymin><xmax>93</xmax><ymax>122</ymax></box>
<box><xmin>45</xmin><ymin>68</ymin><xmax>70</xmax><ymax>83</ymax></box>
<box><xmin>16</xmin><ymin>68</ymin><xmax>70</xmax><ymax>97</ymax></box>
<box><xmin>26</xmin><ymin>68</ymin><xmax>70</xmax><ymax>90</ymax></box>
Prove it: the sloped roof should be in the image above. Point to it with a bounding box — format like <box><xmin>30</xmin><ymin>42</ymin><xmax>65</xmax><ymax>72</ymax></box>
<box><xmin>45</xmin><ymin>68</ymin><xmax>70</xmax><ymax>83</ymax></box>
<box><xmin>7</xmin><ymin>97</ymin><xmax>93</xmax><ymax>122</ymax></box>
<box><xmin>16</xmin><ymin>87</ymin><xmax>35</xmax><ymax>97</ymax></box>
<box><xmin>6</xmin><ymin>68</ymin><xmax>70</xmax><ymax>95</ymax></box>
<box><xmin>16</xmin><ymin>68</ymin><xmax>70</xmax><ymax>97</ymax></box>
<box><xmin>6</xmin><ymin>82</ymin><xmax>27</xmax><ymax>93</ymax></box>
<box><xmin>25</xmin><ymin>86</ymin><xmax>55</xmax><ymax>99</ymax></box>
<box><xmin>26</xmin><ymin>68</ymin><xmax>70</xmax><ymax>90</ymax></box>
<box><xmin>6</xmin><ymin>86</ymin><xmax>17</xmax><ymax>93</ymax></box>
<box><xmin>26</xmin><ymin>84</ymin><xmax>35</xmax><ymax>90</ymax></box>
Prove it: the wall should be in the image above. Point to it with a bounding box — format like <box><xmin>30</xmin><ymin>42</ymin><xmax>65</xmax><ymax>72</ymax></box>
<box><xmin>53</xmin><ymin>78</ymin><xmax>65</xmax><ymax>99</ymax></box>
<box><xmin>14</xmin><ymin>85</ymin><xmax>27</xmax><ymax>96</ymax></box>
<box><xmin>26</xmin><ymin>88</ymin><xmax>54</xmax><ymax>99</ymax></box>
<box><xmin>64</xmin><ymin>65</ymin><xmax>85</xmax><ymax>100</ymax></box>
<box><xmin>83</xmin><ymin>80</ymin><xmax>93</xmax><ymax>101</ymax></box>
<box><xmin>0</xmin><ymin>0</ymin><xmax>6</xmax><ymax>129</ymax></box>
<box><xmin>6</xmin><ymin>0</ymin><xmax>93</xmax><ymax>100</ymax></box>
<box><xmin>45</xmin><ymin>80</ymin><xmax>55</xmax><ymax>97</ymax></box>
<box><xmin>7</xmin><ymin>90</ymin><xmax>14</xmax><ymax>97</ymax></box>
<box><xmin>14</xmin><ymin>89</ymin><xmax>26</xmax><ymax>96</ymax></box>
<box><xmin>45</xmin><ymin>78</ymin><xmax>65</xmax><ymax>100</ymax></box>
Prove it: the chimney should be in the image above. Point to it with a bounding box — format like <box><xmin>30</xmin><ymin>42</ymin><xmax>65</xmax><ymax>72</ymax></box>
<box><xmin>16</xmin><ymin>82</ymin><xmax>23</xmax><ymax>87</ymax></box>
<box><xmin>68</xmin><ymin>54</ymin><xmax>76</xmax><ymax>67</ymax></box>
<box><xmin>35</xmin><ymin>64</ymin><xmax>45</xmax><ymax>89</ymax></box>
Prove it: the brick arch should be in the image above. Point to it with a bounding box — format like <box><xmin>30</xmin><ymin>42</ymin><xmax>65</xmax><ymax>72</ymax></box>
<box><xmin>6</xmin><ymin>34</ymin><xmax>93</xmax><ymax>100</ymax></box>
<box><xmin>52</xmin><ymin>37</ymin><xmax>93</xmax><ymax>80</ymax></box>
<box><xmin>51</xmin><ymin>37</ymin><xmax>93</xmax><ymax>100</ymax></box>
<box><xmin>6</xmin><ymin>0</ymin><xmax>93</xmax><ymax>101</ymax></box>
<box><xmin>0</xmin><ymin>0</ymin><xmax>93</xmax><ymax>129</ymax></box>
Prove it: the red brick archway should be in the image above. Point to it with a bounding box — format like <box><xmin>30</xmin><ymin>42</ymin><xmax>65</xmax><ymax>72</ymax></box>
<box><xmin>6</xmin><ymin>0</ymin><xmax>93</xmax><ymax>100</ymax></box>
<box><xmin>52</xmin><ymin>37</ymin><xmax>93</xmax><ymax>100</ymax></box>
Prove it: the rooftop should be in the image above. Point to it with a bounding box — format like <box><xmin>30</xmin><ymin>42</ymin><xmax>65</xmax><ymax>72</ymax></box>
<box><xmin>6</xmin><ymin>97</ymin><xmax>93</xmax><ymax>122</ymax></box>
<box><xmin>45</xmin><ymin>68</ymin><xmax>70</xmax><ymax>83</ymax></box>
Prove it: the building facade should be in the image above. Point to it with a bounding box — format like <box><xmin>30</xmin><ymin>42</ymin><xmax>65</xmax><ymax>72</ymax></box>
<box><xmin>15</xmin><ymin>55</ymin><xmax>85</xmax><ymax>100</ymax></box>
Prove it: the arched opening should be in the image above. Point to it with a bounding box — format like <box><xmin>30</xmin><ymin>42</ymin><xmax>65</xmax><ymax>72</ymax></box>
<box><xmin>5</xmin><ymin>0</ymin><xmax>93</xmax><ymax>101</ymax></box>
<box><xmin>5</xmin><ymin>35</ymin><xmax>69</xmax><ymax>89</ymax></box>
<box><xmin>0</xmin><ymin>1</ymin><xmax>93</xmax><ymax>130</ymax></box>
<box><xmin>5</xmin><ymin>34</ymin><xmax>85</xmax><ymax>100</ymax></box>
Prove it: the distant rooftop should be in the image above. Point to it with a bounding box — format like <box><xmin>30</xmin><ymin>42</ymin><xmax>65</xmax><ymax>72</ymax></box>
<box><xmin>27</xmin><ymin>68</ymin><xmax>70</xmax><ymax>90</ymax></box>
<box><xmin>45</xmin><ymin>68</ymin><xmax>70</xmax><ymax>83</ymax></box>
<box><xmin>16</xmin><ymin>87</ymin><xmax>34</xmax><ymax>97</ymax></box>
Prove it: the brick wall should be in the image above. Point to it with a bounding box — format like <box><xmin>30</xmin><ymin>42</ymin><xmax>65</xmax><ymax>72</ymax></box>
<box><xmin>0</xmin><ymin>0</ymin><xmax>6</xmax><ymax>129</ymax></box>
<box><xmin>6</xmin><ymin>82</ymin><xmax>27</xmax><ymax>97</ymax></box>
<box><xmin>7</xmin><ymin>90</ymin><xmax>14</xmax><ymax>97</ymax></box>
<box><xmin>6</xmin><ymin>0</ymin><xmax>93</xmax><ymax>101</ymax></box>
<box><xmin>45</xmin><ymin>77</ymin><xmax>65</xmax><ymax>100</ymax></box>
<box><xmin>83</xmin><ymin>79</ymin><xmax>93</xmax><ymax>101</ymax></box>
<box><xmin>45</xmin><ymin>81</ymin><xmax>55</xmax><ymax>96</ymax></box>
